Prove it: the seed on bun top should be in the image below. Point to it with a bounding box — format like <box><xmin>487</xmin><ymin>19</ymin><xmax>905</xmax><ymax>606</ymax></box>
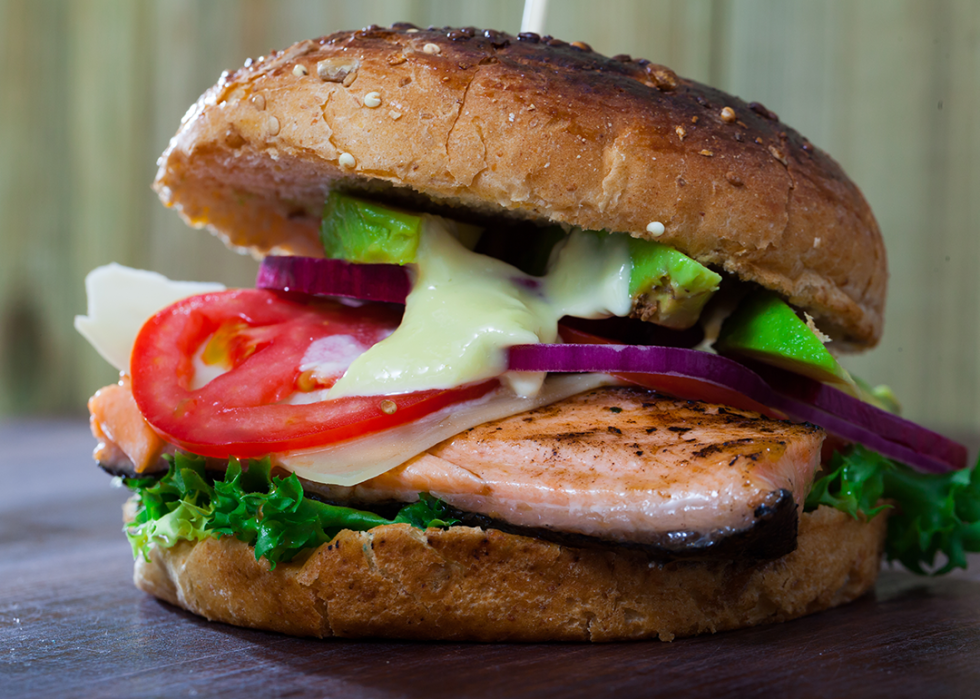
<box><xmin>155</xmin><ymin>24</ymin><xmax>886</xmax><ymax>349</ymax></box>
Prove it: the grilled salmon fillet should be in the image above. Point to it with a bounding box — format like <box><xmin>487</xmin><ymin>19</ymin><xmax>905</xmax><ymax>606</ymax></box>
<box><xmin>91</xmin><ymin>385</ymin><xmax>824</xmax><ymax>559</ymax></box>
<box><xmin>326</xmin><ymin>387</ymin><xmax>824</xmax><ymax>558</ymax></box>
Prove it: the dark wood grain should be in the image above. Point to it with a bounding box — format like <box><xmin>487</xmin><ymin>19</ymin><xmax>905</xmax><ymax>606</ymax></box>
<box><xmin>2</xmin><ymin>421</ymin><xmax>979</xmax><ymax>699</ymax></box>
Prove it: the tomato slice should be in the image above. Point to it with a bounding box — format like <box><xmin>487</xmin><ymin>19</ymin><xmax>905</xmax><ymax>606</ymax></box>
<box><xmin>557</xmin><ymin>321</ymin><xmax>784</xmax><ymax>419</ymax></box>
<box><xmin>131</xmin><ymin>289</ymin><xmax>496</xmax><ymax>458</ymax></box>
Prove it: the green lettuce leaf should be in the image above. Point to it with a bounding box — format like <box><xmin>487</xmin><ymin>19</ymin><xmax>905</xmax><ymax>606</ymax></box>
<box><xmin>394</xmin><ymin>492</ymin><xmax>460</xmax><ymax>529</ymax></box>
<box><xmin>805</xmin><ymin>445</ymin><xmax>980</xmax><ymax>575</ymax></box>
<box><xmin>124</xmin><ymin>452</ymin><xmax>457</xmax><ymax>568</ymax></box>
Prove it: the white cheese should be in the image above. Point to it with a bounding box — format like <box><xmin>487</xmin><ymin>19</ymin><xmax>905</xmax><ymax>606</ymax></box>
<box><xmin>74</xmin><ymin>264</ymin><xmax>225</xmax><ymax>372</ymax></box>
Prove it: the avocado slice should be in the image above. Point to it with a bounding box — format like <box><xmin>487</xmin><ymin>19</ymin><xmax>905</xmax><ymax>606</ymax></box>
<box><xmin>714</xmin><ymin>291</ymin><xmax>853</xmax><ymax>387</ymax></box>
<box><xmin>626</xmin><ymin>237</ymin><xmax>721</xmax><ymax>329</ymax></box>
<box><xmin>320</xmin><ymin>191</ymin><xmax>424</xmax><ymax>265</ymax></box>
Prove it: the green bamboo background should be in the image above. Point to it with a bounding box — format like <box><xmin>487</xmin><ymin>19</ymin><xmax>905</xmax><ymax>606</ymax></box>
<box><xmin>1</xmin><ymin>0</ymin><xmax>978</xmax><ymax>439</ymax></box>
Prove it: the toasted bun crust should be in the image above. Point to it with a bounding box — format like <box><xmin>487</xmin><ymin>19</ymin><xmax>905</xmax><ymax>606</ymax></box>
<box><xmin>134</xmin><ymin>505</ymin><xmax>886</xmax><ymax>642</ymax></box>
<box><xmin>154</xmin><ymin>25</ymin><xmax>886</xmax><ymax>348</ymax></box>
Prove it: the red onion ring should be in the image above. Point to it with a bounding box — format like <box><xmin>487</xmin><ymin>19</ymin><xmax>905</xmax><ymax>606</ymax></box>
<box><xmin>257</xmin><ymin>256</ymin><xmax>410</xmax><ymax>304</ymax></box>
<box><xmin>748</xmin><ymin>362</ymin><xmax>968</xmax><ymax>471</ymax></box>
<box><xmin>508</xmin><ymin>343</ymin><xmax>775</xmax><ymax>408</ymax></box>
<box><xmin>765</xmin><ymin>391</ymin><xmax>958</xmax><ymax>474</ymax></box>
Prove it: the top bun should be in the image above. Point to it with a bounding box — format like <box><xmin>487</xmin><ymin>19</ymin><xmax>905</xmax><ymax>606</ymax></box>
<box><xmin>154</xmin><ymin>24</ymin><xmax>887</xmax><ymax>349</ymax></box>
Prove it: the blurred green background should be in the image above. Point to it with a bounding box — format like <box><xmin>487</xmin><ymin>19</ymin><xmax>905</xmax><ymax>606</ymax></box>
<box><xmin>0</xmin><ymin>0</ymin><xmax>977</xmax><ymax>440</ymax></box>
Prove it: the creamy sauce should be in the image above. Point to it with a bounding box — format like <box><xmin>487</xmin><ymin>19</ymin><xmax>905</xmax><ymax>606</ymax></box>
<box><xmin>327</xmin><ymin>217</ymin><xmax>632</xmax><ymax>399</ymax></box>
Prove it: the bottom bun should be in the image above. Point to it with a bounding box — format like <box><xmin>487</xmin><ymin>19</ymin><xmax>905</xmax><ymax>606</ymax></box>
<box><xmin>134</xmin><ymin>505</ymin><xmax>886</xmax><ymax>642</ymax></box>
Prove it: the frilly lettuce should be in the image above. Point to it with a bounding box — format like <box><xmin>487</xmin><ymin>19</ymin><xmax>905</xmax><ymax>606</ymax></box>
<box><xmin>805</xmin><ymin>445</ymin><xmax>980</xmax><ymax>574</ymax></box>
<box><xmin>124</xmin><ymin>452</ymin><xmax>458</xmax><ymax>568</ymax></box>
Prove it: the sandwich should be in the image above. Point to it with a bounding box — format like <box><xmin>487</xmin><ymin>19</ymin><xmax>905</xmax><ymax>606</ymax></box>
<box><xmin>76</xmin><ymin>24</ymin><xmax>979</xmax><ymax>642</ymax></box>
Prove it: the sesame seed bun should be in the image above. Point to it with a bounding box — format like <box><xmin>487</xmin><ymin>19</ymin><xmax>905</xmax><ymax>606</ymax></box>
<box><xmin>154</xmin><ymin>24</ymin><xmax>886</xmax><ymax>348</ymax></box>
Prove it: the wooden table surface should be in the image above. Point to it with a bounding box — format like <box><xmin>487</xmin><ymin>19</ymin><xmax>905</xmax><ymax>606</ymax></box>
<box><xmin>2</xmin><ymin>420</ymin><xmax>979</xmax><ymax>699</ymax></box>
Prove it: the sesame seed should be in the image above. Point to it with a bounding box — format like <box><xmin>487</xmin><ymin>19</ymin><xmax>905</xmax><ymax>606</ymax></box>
<box><xmin>646</xmin><ymin>221</ymin><xmax>665</xmax><ymax>236</ymax></box>
<box><xmin>292</xmin><ymin>64</ymin><xmax>308</xmax><ymax>77</ymax></box>
<box><xmin>317</xmin><ymin>58</ymin><xmax>359</xmax><ymax>83</ymax></box>
<box><xmin>423</xmin><ymin>43</ymin><xmax>441</xmax><ymax>54</ymax></box>
<box><xmin>699</xmin><ymin>149</ymin><xmax>714</xmax><ymax>157</ymax></box>
<box><xmin>266</xmin><ymin>115</ymin><xmax>280</xmax><ymax>136</ymax></box>
<box><xmin>380</xmin><ymin>399</ymin><xmax>397</xmax><ymax>414</ymax></box>
<box><xmin>691</xmin><ymin>116</ymin><xmax>699</xmax><ymax>124</ymax></box>
<box><xmin>813</xmin><ymin>237</ymin><xmax>822</xmax><ymax>248</ymax></box>
<box><xmin>645</xmin><ymin>65</ymin><xmax>678</xmax><ymax>91</ymax></box>
<box><xmin>768</xmin><ymin>145</ymin><xmax>788</xmax><ymax>165</ymax></box>
<box><xmin>406</xmin><ymin>28</ymin><xmax>420</xmax><ymax>33</ymax></box>
<box><xmin>363</xmin><ymin>91</ymin><xmax>382</xmax><ymax>108</ymax></box>
<box><xmin>338</xmin><ymin>152</ymin><xmax>356</xmax><ymax>168</ymax></box>
<box><xmin>675</xmin><ymin>125</ymin><xmax>686</xmax><ymax>140</ymax></box>
<box><xmin>388</xmin><ymin>110</ymin><xmax>402</xmax><ymax>120</ymax></box>
<box><xmin>721</xmin><ymin>106</ymin><xmax>736</xmax><ymax>122</ymax></box>
<box><xmin>725</xmin><ymin>172</ymin><xmax>743</xmax><ymax>186</ymax></box>
<box><xmin>250</xmin><ymin>94</ymin><xmax>266</xmax><ymax>110</ymax></box>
